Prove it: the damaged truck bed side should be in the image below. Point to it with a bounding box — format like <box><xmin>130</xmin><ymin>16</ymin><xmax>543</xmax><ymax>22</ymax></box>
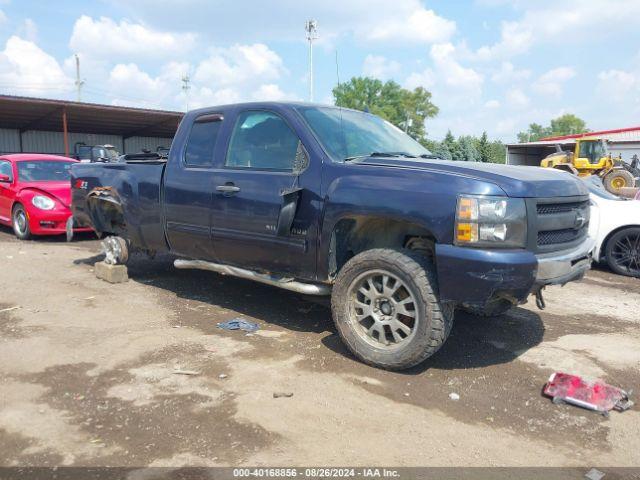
<box><xmin>71</xmin><ymin>102</ymin><xmax>594</xmax><ymax>370</ymax></box>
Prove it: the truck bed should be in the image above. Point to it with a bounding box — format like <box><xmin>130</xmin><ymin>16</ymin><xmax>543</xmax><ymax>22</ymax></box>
<box><xmin>70</xmin><ymin>160</ymin><xmax>169</xmax><ymax>253</ymax></box>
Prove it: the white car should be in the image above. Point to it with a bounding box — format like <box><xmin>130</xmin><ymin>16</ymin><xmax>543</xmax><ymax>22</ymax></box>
<box><xmin>587</xmin><ymin>181</ymin><xmax>640</xmax><ymax>278</ymax></box>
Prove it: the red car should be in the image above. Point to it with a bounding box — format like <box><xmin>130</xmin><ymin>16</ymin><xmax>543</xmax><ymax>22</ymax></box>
<box><xmin>0</xmin><ymin>154</ymin><xmax>92</xmax><ymax>239</ymax></box>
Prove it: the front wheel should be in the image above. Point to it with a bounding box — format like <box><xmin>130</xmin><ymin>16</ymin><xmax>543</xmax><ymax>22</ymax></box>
<box><xmin>331</xmin><ymin>249</ymin><xmax>453</xmax><ymax>370</ymax></box>
<box><xmin>605</xmin><ymin>227</ymin><xmax>640</xmax><ymax>278</ymax></box>
<box><xmin>12</xmin><ymin>204</ymin><xmax>31</xmax><ymax>240</ymax></box>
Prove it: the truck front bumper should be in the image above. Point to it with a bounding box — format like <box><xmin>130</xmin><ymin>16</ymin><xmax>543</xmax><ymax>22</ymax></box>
<box><xmin>435</xmin><ymin>237</ymin><xmax>595</xmax><ymax>309</ymax></box>
<box><xmin>534</xmin><ymin>236</ymin><xmax>595</xmax><ymax>287</ymax></box>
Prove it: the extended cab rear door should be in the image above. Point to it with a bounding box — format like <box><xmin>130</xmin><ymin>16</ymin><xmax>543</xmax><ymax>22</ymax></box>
<box><xmin>163</xmin><ymin>111</ymin><xmax>226</xmax><ymax>259</ymax></box>
<box><xmin>209</xmin><ymin>106</ymin><xmax>321</xmax><ymax>279</ymax></box>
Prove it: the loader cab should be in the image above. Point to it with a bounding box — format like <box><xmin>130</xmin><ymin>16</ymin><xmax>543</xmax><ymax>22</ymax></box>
<box><xmin>575</xmin><ymin>139</ymin><xmax>610</xmax><ymax>170</ymax></box>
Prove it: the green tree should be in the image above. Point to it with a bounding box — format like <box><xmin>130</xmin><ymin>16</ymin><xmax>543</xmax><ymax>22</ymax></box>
<box><xmin>458</xmin><ymin>135</ymin><xmax>480</xmax><ymax>162</ymax></box>
<box><xmin>517</xmin><ymin>123</ymin><xmax>552</xmax><ymax>143</ymax></box>
<box><xmin>517</xmin><ymin>114</ymin><xmax>589</xmax><ymax>143</ymax></box>
<box><xmin>550</xmin><ymin>114</ymin><xmax>589</xmax><ymax>137</ymax></box>
<box><xmin>333</xmin><ymin>77</ymin><xmax>438</xmax><ymax>143</ymax></box>
<box><xmin>477</xmin><ymin>131</ymin><xmax>490</xmax><ymax>163</ymax></box>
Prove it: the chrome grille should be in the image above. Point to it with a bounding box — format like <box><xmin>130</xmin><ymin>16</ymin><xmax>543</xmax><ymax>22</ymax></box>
<box><xmin>532</xmin><ymin>197</ymin><xmax>590</xmax><ymax>252</ymax></box>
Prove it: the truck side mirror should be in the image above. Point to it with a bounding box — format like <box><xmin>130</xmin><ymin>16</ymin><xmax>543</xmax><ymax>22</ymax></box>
<box><xmin>292</xmin><ymin>141</ymin><xmax>310</xmax><ymax>175</ymax></box>
<box><xmin>0</xmin><ymin>173</ymin><xmax>10</xmax><ymax>183</ymax></box>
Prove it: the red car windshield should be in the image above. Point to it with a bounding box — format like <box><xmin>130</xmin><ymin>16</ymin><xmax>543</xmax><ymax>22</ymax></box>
<box><xmin>17</xmin><ymin>161</ymin><xmax>74</xmax><ymax>182</ymax></box>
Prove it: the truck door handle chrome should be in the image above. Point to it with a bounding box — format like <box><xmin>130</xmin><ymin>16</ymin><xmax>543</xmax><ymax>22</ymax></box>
<box><xmin>216</xmin><ymin>185</ymin><xmax>240</xmax><ymax>193</ymax></box>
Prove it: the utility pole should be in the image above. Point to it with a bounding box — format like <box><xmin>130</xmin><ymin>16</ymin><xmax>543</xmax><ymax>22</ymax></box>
<box><xmin>181</xmin><ymin>74</ymin><xmax>191</xmax><ymax>112</ymax></box>
<box><xmin>305</xmin><ymin>20</ymin><xmax>318</xmax><ymax>102</ymax></box>
<box><xmin>74</xmin><ymin>54</ymin><xmax>85</xmax><ymax>102</ymax></box>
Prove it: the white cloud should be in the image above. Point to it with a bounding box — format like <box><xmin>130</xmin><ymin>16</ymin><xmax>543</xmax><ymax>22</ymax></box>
<box><xmin>0</xmin><ymin>9</ymin><xmax>8</xmax><ymax>25</ymax></box>
<box><xmin>476</xmin><ymin>21</ymin><xmax>533</xmax><ymax>61</ymax></box>
<box><xmin>194</xmin><ymin>44</ymin><xmax>285</xmax><ymax>89</ymax></box>
<box><xmin>18</xmin><ymin>18</ymin><xmax>38</xmax><ymax>42</ymax></box>
<box><xmin>108</xmin><ymin>0</ymin><xmax>455</xmax><ymax>46</ymax></box>
<box><xmin>362</xmin><ymin>55</ymin><xmax>400</xmax><ymax>79</ymax></box>
<box><xmin>597</xmin><ymin>69</ymin><xmax>638</xmax><ymax>103</ymax></box>
<box><xmin>475</xmin><ymin>0</ymin><xmax>640</xmax><ymax>60</ymax></box>
<box><xmin>505</xmin><ymin>88</ymin><xmax>530</xmax><ymax>108</ymax></box>
<box><xmin>69</xmin><ymin>15</ymin><xmax>195</xmax><ymax>60</ymax></box>
<box><xmin>364</xmin><ymin>5</ymin><xmax>456</xmax><ymax>44</ymax></box>
<box><xmin>104</xmin><ymin>44</ymin><xmax>295</xmax><ymax>110</ymax></box>
<box><xmin>491</xmin><ymin>62</ymin><xmax>531</xmax><ymax>84</ymax></box>
<box><xmin>532</xmin><ymin>66</ymin><xmax>576</xmax><ymax>97</ymax></box>
<box><xmin>0</xmin><ymin>36</ymin><xmax>73</xmax><ymax>97</ymax></box>
<box><xmin>430</xmin><ymin>43</ymin><xmax>483</xmax><ymax>94</ymax></box>
<box><xmin>484</xmin><ymin>99</ymin><xmax>500</xmax><ymax>108</ymax></box>
<box><xmin>251</xmin><ymin>84</ymin><xmax>292</xmax><ymax>101</ymax></box>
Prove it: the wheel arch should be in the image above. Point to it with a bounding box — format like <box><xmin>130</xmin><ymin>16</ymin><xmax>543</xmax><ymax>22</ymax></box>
<box><xmin>325</xmin><ymin>214</ymin><xmax>439</xmax><ymax>281</ymax></box>
<box><xmin>600</xmin><ymin>224</ymin><xmax>640</xmax><ymax>261</ymax></box>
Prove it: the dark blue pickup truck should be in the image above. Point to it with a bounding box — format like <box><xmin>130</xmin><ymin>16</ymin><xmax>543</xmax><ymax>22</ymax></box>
<box><xmin>71</xmin><ymin>102</ymin><xmax>594</xmax><ymax>370</ymax></box>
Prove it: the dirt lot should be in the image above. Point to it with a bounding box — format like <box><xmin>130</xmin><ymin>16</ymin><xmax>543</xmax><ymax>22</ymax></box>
<box><xmin>0</xmin><ymin>226</ymin><xmax>639</xmax><ymax>468</ymax></box>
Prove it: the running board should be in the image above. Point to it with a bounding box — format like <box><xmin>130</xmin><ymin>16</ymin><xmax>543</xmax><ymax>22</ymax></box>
<box><xmin>173</xmin><ymin>259</ymin><xmax>331</xmax><ymax>296</ymax></box>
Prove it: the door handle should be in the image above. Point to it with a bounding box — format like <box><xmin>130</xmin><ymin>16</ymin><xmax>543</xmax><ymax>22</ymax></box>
<box><xmin>216</xmin><ymin>184</ymin><xmax>240</xmax><ymax>194</ymax></box>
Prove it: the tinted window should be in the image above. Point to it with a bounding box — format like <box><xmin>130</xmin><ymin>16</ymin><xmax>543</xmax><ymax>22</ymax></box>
<box><xmin>17</xmin><ymin>161</ymin><xmax>73</xmax><ymax>182</ymax></box>
<box><xmin>226</xmin><ymin>111</ymin><xmax>299</xmax><ymax>171</ymax></box>
<box><xmin>184</xmin><ymin>117</ymin><xmax>223</xmax><ymax>167</ymax></box>
<box><xmin>0</xmin><ymin>161</ymin><xmax>12</xmax><ymax>180</ymax></box>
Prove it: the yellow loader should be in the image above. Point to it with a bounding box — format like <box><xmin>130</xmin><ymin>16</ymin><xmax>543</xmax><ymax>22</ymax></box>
<box><xmin>540</xmin><ymin>137</ymin><xmax>639</xmax><ymax>194</ymax></box>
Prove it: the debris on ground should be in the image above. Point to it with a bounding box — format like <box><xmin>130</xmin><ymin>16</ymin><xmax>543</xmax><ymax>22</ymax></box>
<box><xmin>543</xmin><ymin>372</ymin><xmax>634</xmax><ymax>416</ymax></box>
<box><xmin>449</xmin><ymin>393</ymin><xmax>460</xmax><ymax>401</ymax></box>
<box><xmin>0</xmin><ymin>306</ymin><xmax>20</xmax><ymax>313</ymax></box>
<box><xmin>172</xmin><ymin>369</ymin><xmax>201</xmax><ymax>376</ymax></box>
<box><xmin>218</xmin><ymin>374</ymin><xmax>228</xmax><ymax>379</ymax></box>
<box><xmin>585</xmin><ymin>468</ymin><xmax>606</xmax><ymax>480</ymax></box>
<box><xmin>217</xmin><ymin>317</ymin><xmax>260</xmax><ymax>332</ymax></box>
<box><xmin>273</xmin><ymin>392</ymin><xmax>294</xmax><ymax>398</ymax></box>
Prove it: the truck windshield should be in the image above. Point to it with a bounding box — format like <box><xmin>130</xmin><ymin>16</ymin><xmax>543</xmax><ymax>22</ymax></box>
<box><xmin>17</xmin><ymin>161</ymin><xmax>74</xmax><ymax>182</ymax></box>
<box><xmin>296</xmin><ymin>106</ymin><xmax>432</xmax><ymax>161</ymax></box>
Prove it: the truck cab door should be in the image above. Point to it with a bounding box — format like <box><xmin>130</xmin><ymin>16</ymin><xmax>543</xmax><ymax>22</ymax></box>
<box><xmin>210</xmin><ymin>108</ymin><xmax>320</xmax><ymax>279</ymax></box>
<box><xmin>163</xmin><ymin>113</ymin><xmax>225</xmax><ymax>260</ymax></box>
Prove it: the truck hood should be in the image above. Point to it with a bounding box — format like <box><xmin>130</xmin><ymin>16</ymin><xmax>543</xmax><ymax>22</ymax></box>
<box><xmin>353</xmin><ymin>158</ymin><xmax>588</xmax><ymax>198</ymax></box>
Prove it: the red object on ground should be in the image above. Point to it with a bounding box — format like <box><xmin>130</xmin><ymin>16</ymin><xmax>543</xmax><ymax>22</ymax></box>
<box><xmin>0</xmin><ymin>154</ymin><xmax>92</xmax><ymax>238</ymax></box>
<box><xmin>543</xmin><ymin>372</ymin><xmax>633</xmax><ymax>416</ymax></box>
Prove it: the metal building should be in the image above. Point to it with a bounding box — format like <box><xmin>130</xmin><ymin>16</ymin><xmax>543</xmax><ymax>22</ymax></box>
<box><xmin>506</xmin><ymin>126</ymin><xmax>640</xmax><ymax>167</ymax></box>
<box><xmin>0</xmin><ymin>95</ymin><xmax>183</xmax><ymax>156</ymax></box>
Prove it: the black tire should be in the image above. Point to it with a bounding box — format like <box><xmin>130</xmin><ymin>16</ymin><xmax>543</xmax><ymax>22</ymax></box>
<box><xmin>12</xmin><ymin>204</ymin><xmax>31</xmax><ymax>240</ymax></box>
<box><xmin>604</xmin><ymin>170</ymin><xmax>635</xmax><ymax>194</ymax></box>
<box><xmin>605</xmin><ymin>227</ymin><xmax>640</xmax><ymax>278</ymax></box>
<box><xmin>331</xmin><ymin>248</ymin><xmax>454</xmax><ymax>370</ymax></box>
<box><xmin>462</xmin><ymin>299</ymin><xmax>514</xmax><ymax>317</ymax></box>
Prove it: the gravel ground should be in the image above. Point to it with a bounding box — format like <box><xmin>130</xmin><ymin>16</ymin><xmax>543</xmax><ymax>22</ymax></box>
<box><xmin>0</xmin><ymin>226</ymin><xmax>639</xmax><ymax>467</ymax></box>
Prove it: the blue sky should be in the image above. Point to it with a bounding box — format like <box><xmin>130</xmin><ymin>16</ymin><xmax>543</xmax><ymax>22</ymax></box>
<box><xmin>1</xmin><ymin>0</ymin><xmax>639</xmax><ymax>141</ymax></box>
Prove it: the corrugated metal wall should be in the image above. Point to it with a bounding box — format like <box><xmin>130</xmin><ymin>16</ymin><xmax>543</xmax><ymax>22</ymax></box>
<box><xmin>0</xmin><ymin>128</ymin><xmax>20</xmax><ymax>153</ymax></box>
<box><xmin>20</xmin><ymin>131</ymin><xmax>124</xmax><ymax>154</ymax></box>
<box><xmin>0</xmin><ymin>129</ymin><xmax>172</xmax><ymax>155</ymax></box>
<box><xmin>124</xmin><ymin>136</ymin><xmax>172</xmax><ymax>153</ymax></box>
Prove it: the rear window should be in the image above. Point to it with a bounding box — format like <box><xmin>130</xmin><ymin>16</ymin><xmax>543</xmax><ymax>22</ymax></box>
<box><xmin>184</xmin><ymin>116</ymin><xmax>223</xmax><ymax>167</ymax></box>
<box><xmin>17</xmin><ymin>161</ymin><xmax>73</xmax><ymax>182</ymax></box>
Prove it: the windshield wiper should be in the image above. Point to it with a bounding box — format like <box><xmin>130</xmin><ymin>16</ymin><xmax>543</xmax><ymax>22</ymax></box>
<box><xmin>343</xmin><ymin>152</ymin><xmax>417</xmax><ymax>162</ymax></box>
<box><xmin>419</xmin><ymin>154</ymin><xmax>443</xmax><ymax>160</ymax></box>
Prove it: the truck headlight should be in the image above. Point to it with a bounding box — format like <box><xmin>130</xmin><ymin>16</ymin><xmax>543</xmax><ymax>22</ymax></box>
<box><xmin>455</xmin><ymin>195</ymin><xmax>527</xmax><ymax>248</ymax></box>
<box><xmin>32</xmin><ymin>195</ymin><xmax>55</xmax><ymax>210</ymax></box>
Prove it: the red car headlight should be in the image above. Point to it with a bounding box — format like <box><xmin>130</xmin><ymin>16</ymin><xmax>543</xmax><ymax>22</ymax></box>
<box><xmin>31</xmin><ymin>195</ymin><xmax>56</xmax><ymax>210</ymax></box>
